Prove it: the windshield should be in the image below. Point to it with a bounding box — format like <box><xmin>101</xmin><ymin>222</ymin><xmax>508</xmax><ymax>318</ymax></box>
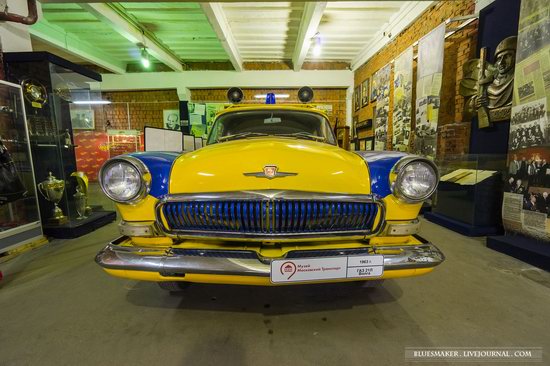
<box><xmin>206</xmin><ymin>109</ymin><xmax>337</xmax><ymax>145</ymax></box>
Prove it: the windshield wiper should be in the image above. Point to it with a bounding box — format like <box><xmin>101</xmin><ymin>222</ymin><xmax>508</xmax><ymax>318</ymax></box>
<box><xmin>217</xmin><ymin>132</ymin><xmax>269</xmax><ymax>142</ymax></box>
<box><xmin>279</xmin><ymin>132</ymin><xmax>326</xmax><ymax>142</ymax></box>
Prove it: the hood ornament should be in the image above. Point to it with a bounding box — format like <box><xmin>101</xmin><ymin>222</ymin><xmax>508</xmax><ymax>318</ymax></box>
<box><xmin>244</xmin><ymin>165</ymin><xmax>297</xmax><ymax>179</ymax></box>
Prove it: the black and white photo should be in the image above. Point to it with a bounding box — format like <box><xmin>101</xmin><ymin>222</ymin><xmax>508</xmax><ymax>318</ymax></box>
<box><xmin>509</xmin><ymin>98</ymin><xmax>549</xmax><ymax>150</ymax></box>
<box><xmin>70</xmin><ymin>107</ymin><xmax>95</xmax><ymax>130</ymax></box>
<box><xmin>163</xmin><ymin>109</ymin><xmax>181</xmax><ymax>130</ymax></box>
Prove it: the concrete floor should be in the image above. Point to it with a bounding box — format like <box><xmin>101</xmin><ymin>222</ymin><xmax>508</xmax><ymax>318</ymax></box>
<box><xmin>1</xmin><ymin>219</ymin><xmax>549</xmax><ymax>366</ymax></box>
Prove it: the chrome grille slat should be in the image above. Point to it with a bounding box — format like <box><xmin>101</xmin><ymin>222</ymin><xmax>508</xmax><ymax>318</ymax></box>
<box><xmin>158</xmin><ymin>193</ymin><xmax>383</xmax><ymax>238</ymax></box>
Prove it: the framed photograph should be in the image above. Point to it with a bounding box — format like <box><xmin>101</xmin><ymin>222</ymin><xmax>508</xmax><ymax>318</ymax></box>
<box><xmin>163</xmin><ymin>109</ymin><xmax>181</xmax><ymax>130</ymax></box>
<box><xmin>359</xmin><ymin>139</ymin><xmax>367</xmax><ymax>151</ymax></box>
<box><xmin>70</xmin><ymin>107</ymin><xmax>95</xmax><ymax>130</ymax></box>
<box><xmin>365</xmin><ymin>137</ymin><xmax>374</xmax><ymax>151</ymax></box>
<box><xmin>370</xmin><ymin>73</ymin><xmax>378</xmax><ymax>103</ymax></box>
<box><xmin>361</xmin><ymin>78</ymin><xmax>369</xmax><ymax>107</ymax></box>
<box><xmin>356</xmin><ymin>119</ymin><xmax>373</xmax><ymax>129</ymax></box>
<box><xmin>353</xmin><ymin>86</ymin><xmax>361</xmax><ymax>111</ymax></box>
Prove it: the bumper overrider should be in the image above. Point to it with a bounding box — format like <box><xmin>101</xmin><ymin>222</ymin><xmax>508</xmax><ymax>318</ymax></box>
<box><xmin>95</xmin><ymin>235</ymin><xmax>445</xmax><ymax>281</ymax></box>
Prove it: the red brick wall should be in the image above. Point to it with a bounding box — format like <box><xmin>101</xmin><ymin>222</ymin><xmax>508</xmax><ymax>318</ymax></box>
<box><xmin>91</xmin><ymin>88</ymin><xmax>346</xmax><ymax>132</ymax></box>
<box><xmin>354</xmin><ymin>0</ymin><xmax>477</xmax><ymax>157</ymax></box>
<box><xmin>92</xmin><ymin>89</ymin><xmax>180</xmax><ymax>132</ymax></box>
<box><xmin>191</xmin><ymin>88</ymin><xmax>347</xmax><ymax>129</ymax></box>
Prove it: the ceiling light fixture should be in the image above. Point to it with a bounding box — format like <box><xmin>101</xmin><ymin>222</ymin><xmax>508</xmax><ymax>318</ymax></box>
<box><xmin>254</xmin><ymin>94</ymin><xmax>290</xmax><ymax>99</ymax></box>
<box><xmin>141</xmin><ymin>47</ymin><xmax>150</xmax><ymax>68</ymax></box>
<box><xmin>312</xmin><ymin>33</ymin><xmax>322</xmax><ymax>57</ymax></box>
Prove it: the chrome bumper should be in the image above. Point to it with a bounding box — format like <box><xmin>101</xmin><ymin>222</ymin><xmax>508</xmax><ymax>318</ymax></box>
<box><xmin>95</xmin><ymin>235</ymin><xmax>445</xmax><ymax>278</ymax></box>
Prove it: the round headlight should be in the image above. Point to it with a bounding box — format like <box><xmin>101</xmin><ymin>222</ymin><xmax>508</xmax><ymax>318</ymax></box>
<box><xmin>392</xmin><ymin>157</ymin><xmax>438</xmax><ymax>203</ymax></box>
<box><xmin>99</xmin><ymin>157</ymin><xmax>149</xmax><ymax>203</ymax></box>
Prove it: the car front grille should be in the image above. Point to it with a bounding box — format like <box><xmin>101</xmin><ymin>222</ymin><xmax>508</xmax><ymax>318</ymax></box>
<box><xmin>156</xmin><ymin>191</ymin><xmax>384</xmax><ymax>239</ymax></box>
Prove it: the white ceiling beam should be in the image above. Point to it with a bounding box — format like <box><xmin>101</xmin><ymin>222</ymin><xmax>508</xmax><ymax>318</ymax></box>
<box><xmin>30</xmin><ymin>19</ymin><xmax>126</xmax><ymax>74</ymax></box>
<box><xmin>292</xmin><ymin>2</ymin><xmax>327</xmax><ymax>72</ymax></box>
<box><xmin>350</xmin><ymin>1</ymin><xmax>436</xmax><ymax>71</ymax></box>
<box><xmin>92</xmin><ymin>70</ymin><xmax>353</xmax><ymax>91</ymax></box>
<box><xmin>200</xmin><ymin>3</ymin><xmax>243</xmax><ymax>72</ymax></box>
<box><xmin>79</xmin><ymin>3</ymin><xmax>183</xmax><ymax>72</ymax></box>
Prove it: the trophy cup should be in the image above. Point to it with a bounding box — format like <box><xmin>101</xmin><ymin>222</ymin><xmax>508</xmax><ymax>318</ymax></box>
<box><xmin>71</xmin><ymin>171</ymin><xmax>92</xmax><ymax>218</ymax></box>
<box><xmin>73</xmin><ymin>186</ymin><xmax>87</xmax><ymax>220</ymax></box>
<box><xmin>38</xmin><ymin>172</ymin><xmax>68</xmax><ymax>224</ymax></box>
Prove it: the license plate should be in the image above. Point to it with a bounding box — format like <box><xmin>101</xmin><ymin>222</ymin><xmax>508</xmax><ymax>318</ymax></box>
<box><xmin>270</xmin><ymin>255</ymin><xmax>384</xmax><ymax>283</ymax></box>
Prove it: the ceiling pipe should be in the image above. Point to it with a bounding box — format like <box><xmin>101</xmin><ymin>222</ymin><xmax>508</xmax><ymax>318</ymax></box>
<box><xmin>0</xmin><ymin>0</ymin><xmax>38</xmax><ymax>25</ymax></box>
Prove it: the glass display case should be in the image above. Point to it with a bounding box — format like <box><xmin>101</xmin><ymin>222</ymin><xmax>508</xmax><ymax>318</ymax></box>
<box><xmin>4</xmin><ymin>52</ymin><xmax>115</xmax><ymax>238</ymax></box>
<box><xmin>0</xmin><ymin>80</ymin><xmax>43</xmax><ymax>252</ymax></box>
<box><xmin>425</xmin><ymin>154</ymin><xmax>508</xmax><ymax>235</ymax></box>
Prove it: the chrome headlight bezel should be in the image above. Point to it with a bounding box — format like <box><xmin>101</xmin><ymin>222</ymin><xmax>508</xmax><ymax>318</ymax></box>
<box><xmin>98</xmin><ymin>156</ymin><xmax>151</xmax><ymax>204</ymax></box>
<box><xmin>390</xmin><ymin>156</ymin><xmax>439</xmax><ymax>203</ymax></box>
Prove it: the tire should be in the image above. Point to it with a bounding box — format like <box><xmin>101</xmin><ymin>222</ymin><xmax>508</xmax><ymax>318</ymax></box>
<box><xmin>157</xmin><ymin>281</ymin><xmax>190</xmax><ymax>292</ymax></box>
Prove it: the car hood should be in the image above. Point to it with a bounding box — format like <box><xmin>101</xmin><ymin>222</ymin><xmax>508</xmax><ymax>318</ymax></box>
<box><xmin>169</xmin><ymin>137</ymin><xmax>371</xmax><ymax>194</ymax></box>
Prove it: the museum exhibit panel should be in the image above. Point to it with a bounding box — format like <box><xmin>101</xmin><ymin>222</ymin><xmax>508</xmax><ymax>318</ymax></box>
<box><xmin>3</xmin><ymin>52</ymin><xmax>115</xmax><ymax>238</ymax></box>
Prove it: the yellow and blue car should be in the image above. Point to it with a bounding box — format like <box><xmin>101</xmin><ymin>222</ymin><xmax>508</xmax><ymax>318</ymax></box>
<box><xmin>95</xmin><ymin>102</ymin><xmax>444</xmax><ymax>291</ymax></box>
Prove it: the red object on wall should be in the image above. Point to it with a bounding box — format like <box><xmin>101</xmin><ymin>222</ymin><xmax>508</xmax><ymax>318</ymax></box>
<box><xmin>74</xmin><ymin>131</ymin><xmax>109</xmax><ymax>182</ymax></box>
<box><xmin>108</xmin><ymin>133</ymin><xmax>142</xmax><ymax>158</ymax></box>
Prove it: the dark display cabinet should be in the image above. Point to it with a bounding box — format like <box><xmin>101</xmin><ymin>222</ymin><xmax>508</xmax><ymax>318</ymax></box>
<box><xmin>425</xmin><ymin>154</ymin><xmax>508</xmax><ymax>236</ymax></box>
<box><xmin>3</xmin><ymin>52</ymin><xmax>115</xmax><ymax>238</ymax></box>
<box><xmin>0</xmin><ymin>80</ymin><xmax>43</xmax><ymax>252</ymax></box>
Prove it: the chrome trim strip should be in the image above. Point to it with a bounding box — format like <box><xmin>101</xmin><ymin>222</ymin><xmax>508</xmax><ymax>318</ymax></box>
<box><xmin>243</xmin><ymin>165</ymin><xmax>298</xmax><ymax>179</ymax></box>
<box><xmin>159</xmin><ymin>190</ymin><xmax>382</xmax><ymax>202</ymax></box>
<box><xmin>385</xmin><ymin>219</ymin><xmax>421</xmax><ymax>236</ymax></box>
<box><xmin>96</xmin><ymin>235</ymin><xmax>445</xmax><ymax>277</ymax></box>
<box><xmin>243</xmin><ymin>171</ymin><xmax>298</xmax><ymax>179</ymax></box>
<box><xmin>154</xmin><ymin>190</ymin><xmax>386</xmax><ymax>240</ymax></box>
<box><xmin>118</xmin><ymin>221</ymin><xmax>157</xmax><ymax>237</ymax></box>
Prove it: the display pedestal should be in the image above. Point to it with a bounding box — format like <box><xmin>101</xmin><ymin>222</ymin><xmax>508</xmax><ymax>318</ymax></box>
<box><xmin>43</xmin><ymin>210</ymin><xmax>116</xmax><ymax>239</ymax></box>
<box><xmin>428</xmin><ymin>159</ymin><xmax>506</xmax><ymax>237</ymax></box>
<box><xmin>425</xmin><ymin>211</ymin><xmax>503</xmax><ymax>236</ymax></box>
<box><xmin>487</xmin><ymin>235</ymin><xmax>550</xmax><ymax>271</ymax></box>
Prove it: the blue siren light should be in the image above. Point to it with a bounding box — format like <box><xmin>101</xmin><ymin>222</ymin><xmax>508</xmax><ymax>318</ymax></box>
<box><xmin>266</xmin><ymin>92</ymin><xmax>276</xmax><ymax>104</ymax></box>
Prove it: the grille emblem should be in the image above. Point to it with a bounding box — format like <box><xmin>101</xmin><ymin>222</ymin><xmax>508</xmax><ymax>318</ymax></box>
<box><xmin>243</xmin><ymin>165</ymin><xmax>297</xmax><ymax>179</ymax></box>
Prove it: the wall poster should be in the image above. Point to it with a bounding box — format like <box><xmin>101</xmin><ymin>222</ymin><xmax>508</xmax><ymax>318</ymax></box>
<box><xmin>313</xmin><ymin>104</ymin><xmax>333</xmax><ymax>117</ymax></box>
<box><xmin>370</xmin><ymin>72</ymin><xmax>379</xmax><ymax>103</ymax></box>
<box><xmin>374</xmin><ymin>64</ymin><xmax>391</xmax><ymax>151</ymax></box>
<box><xmin>188</xmin><ymin>102</ymin><xmax>206</xmax><ymax>137</ymax></box>
<box><xmin>353</xmin><ymin>86</ymin><xmax>360</xmax><ymax>111</ymax></box>
<box><xmin>361</xmin><ymin>78</ymin><xmax>370</xmax><ymax>107</ymax></box>
<box><xmin>107</xmin><ymin>130</ymin><xmax>143</xmax><ymax>159</ymax></box>
<box><xmin>74</xmin><ymin>131</ymin><xmax>109</xmax><ymax>182</ymax></box>
<box><xmin>392</xmin><ymin>46</ymin><xmax>414</xmax><ymax>151</ymax></box>
<box><xmin>163</xmin><ymin>109</ymin><xmax>180</xmax><ymax>131</ymax></box>
<box><xmin>204</xmin><ymin>103</ymin><xmax>228</xmax><ymax>137</ymax></box>
<box><xmin>413</xmin><ymin>23</ymin><xmax>445</xmax><ymax>159</ymax></box>
<box><xmin>503</xmin><ymin>0</ymin><xmax>550</xmax><ymax>241</ymax></box>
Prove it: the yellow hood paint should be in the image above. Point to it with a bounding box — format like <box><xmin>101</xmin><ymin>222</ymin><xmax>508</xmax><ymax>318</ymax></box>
<box><xmin>169</xmin><ymin>137</ymin><xmax>371</xmax><ymax>194</ymax></box>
